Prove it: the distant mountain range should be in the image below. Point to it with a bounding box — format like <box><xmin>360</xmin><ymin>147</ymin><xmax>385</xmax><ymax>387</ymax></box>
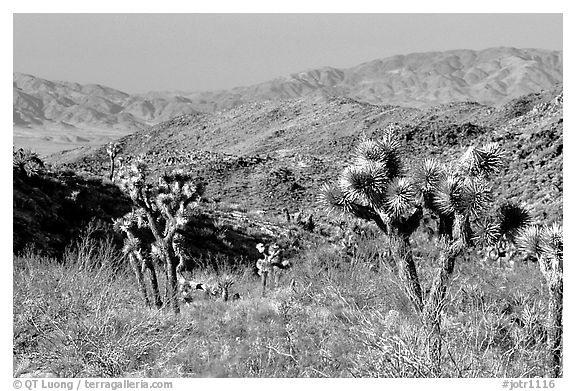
<box><xmin>188</xmin><ymin>47</ymin><xmax>562</xmax><ymax>110</ymax></box>
<box><xmin>13</xmin><ymin>47</ymin><xmax>562</xmax><ymax>153</ymax></box>
<box><xmin>13</xmin><ymin>73</ymin><xmax>199</xmax><ymax>131</ymax></box>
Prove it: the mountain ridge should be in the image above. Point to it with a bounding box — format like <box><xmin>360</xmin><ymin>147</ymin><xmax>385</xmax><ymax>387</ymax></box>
<box><xmin>184</xmin><ymin>47</ymin><xmax>562</xmax><ymax>110</ymax></box>
<box><xmin>52</xmin><ymin>83</ymin><xmax>562</xmax><ymax>227</ymax></box>
<box><xmin>14</xmin><ymin>47</ymin><xmax>562</xmax><ymax>155</ymax></box>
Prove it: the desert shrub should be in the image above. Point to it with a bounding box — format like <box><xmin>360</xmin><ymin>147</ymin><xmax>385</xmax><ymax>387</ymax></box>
<box><xmin>14</xmin><ymin>234</ymin><xmax>555</xmax><ymax>377</ymax></box>
<box><xmin>63</xmin><ymin>218</ymin><xmax>123</xmax><ymax>272</ymax></box>
<box><xmin>14</xmin><ymin>251</ymin><xmax>150</xmax><ymax>376</ymax></box>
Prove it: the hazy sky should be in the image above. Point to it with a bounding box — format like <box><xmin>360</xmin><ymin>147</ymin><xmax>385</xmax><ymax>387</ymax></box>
<box><xmin>13</xmin><ymin>13</ymin><xmax>562</xmax><ymax>94</ymax></box>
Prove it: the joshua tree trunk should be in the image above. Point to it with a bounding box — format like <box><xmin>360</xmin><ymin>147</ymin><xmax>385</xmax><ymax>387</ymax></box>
<box><xmin>163</xmin><ymin>263</ymin><xmax>170</xmax><ymax>302</ymax></box>
<box><xmin>106</xmin><ymin>142</ymin><xmax>120</xmax><ymax>182</ymax></box>
<box><xmin>422</xmin><ymin>311</ymin><xmax>442</xmax><ymax>376</ymax></box>
<box><xmin>421</xmin><ymin>249</ymin><xmax>458</xmax><ymax>376</ymax></box>
<box><xmin>261</xmin><ymin>271</ymin><xmax>268</xmax><ymax>297</ymax></box>
<box><xmin>143</xmin><ymin>211</ymin><xmax>181</xmax><ymax>314</ymax></box>
<box><xmin>454</xmin><ymin>213</ymin><xmax>473</xmax><ymax>246</ymax></box>
<box><xmin>140</xmin><ymin>256</ymin><xmax>163</xmax><ymax>309</ymax></box>
<box><xmin>391</xmin><ymin>234</ymin><xmax>457</xmax><ymax>375</ymax></box>
<box><xmin>109</xmin><ymin>156</ymin><xmax>115</xmax><ymax>182</ymax></box>
<box><xmin>151</xmin><ymin>241</ymin><xmax>180</xmax><ymax>314</ymax></box>
<box><xmin>517</xmin><ymin>225</ymin><xmax>563</xmax><ymax>378</ymax></box>
<box><xmin>535</xmin><ymin>249</ymin><xmax>563</xmax><ymax>378</ymax></box>
<box><xmin>269</xmin><ymin>267</ymin><xmax>276</xmax><ymax>291</ymax></box>
<box><xmin>393</xmin><ymin>236</ymin><xmax>424</xmax><ymax>312</ymax></box>
<box><xmin>130</xmin><ymin>247</ymin><xmax>163</xmax><ymax>309</ymax></box>
<box><xmin>147</xmin><ymin>265</ymin><xmax>163</xmax><ymax>309</ymax></box>
<box><xmin>438</xmin><ymin>214</ymin><xmax>454</xmax><ymax>240</ymax></box>
<box><xmin>127</xmin><ymin>252</ymin><xmax>150</xmax><ymax>308</ymax></box>
<box><xmin>164</xmin><ymin>245</ymin><xmax>180</xmax><ymax>314</ymax></box>
<box><xmin>547</xmin><ymin>278</ymin><xmax>563</xmax><ymax>377</ymax></box>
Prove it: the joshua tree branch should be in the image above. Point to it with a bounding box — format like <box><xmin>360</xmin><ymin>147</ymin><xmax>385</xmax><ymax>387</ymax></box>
<box><xmin>182</xmin><ymin>196</ymin><xmax>199</xmax><ymax>210</ymax></box>
<box><xmin>144</xmin><ymin>210</ymin><xmax>164</xmax><ymax>244</ymax></box>
<box><xmin>348</xmin><ymin>202</ymin><xmax>388</xmax><ymax>233</ymax></box>
<box><xmin>438</xmin><ymin>213</ymin><xmax>454</xmax><ymax>240</ymax></box>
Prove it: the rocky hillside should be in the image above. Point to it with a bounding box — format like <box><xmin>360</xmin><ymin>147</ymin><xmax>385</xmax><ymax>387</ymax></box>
<box><xmin>16</xmin><ymin>83</ymin><xmax>562</xmax><ymax>255</ymax></box>
<box><xmin>52</xmin><ymin>84</ymin><xmax>563</xmax><ymax>226</ymax></box>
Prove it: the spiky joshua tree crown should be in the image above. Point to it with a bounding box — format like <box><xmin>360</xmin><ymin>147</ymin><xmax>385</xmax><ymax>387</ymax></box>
<box><xmin>319</xmin><ymin>127</ymin><xmax>529</xmax><ymax>247</ymax></box>
<box><xmin>116</xmin><ymin>157</ymin><xmax>204</xmax><ymax>229</ymax></box>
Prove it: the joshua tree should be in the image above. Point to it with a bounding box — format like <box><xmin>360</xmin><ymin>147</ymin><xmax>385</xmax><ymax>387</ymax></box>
<box><xmin>113</xmin><ymin>210</ymin><xmax>163</xmax><ymax>309</ymax></box>
<box><xmin>13</xmin><ymin>148</ymin><xmax>45</xmax><ymax>178</ymax></box>
<box><xmin>319</xmin><ymin>128</ymin><xmax>530</xmax><ymax>374</ymax></box>
<box><xmin>116</xmin><ymin>156</ymin><xmax>204</xmax><ymax>314</ymax></box>
<box><xmin>256</xmin><ymin>243</ymin><xmax>289</xmax><ymax>296</ymax></box>
<box><xmin>516</xmin><ymin>223</ymin><xmax>563</xmax><ymax>377</ymax></box>
<box><xmin>106</xmin><ymin>142</ymin><xmax>121</xmax><ymax>181</ymax></box>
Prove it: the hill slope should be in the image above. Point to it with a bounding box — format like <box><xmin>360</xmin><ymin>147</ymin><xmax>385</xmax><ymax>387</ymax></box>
<box><xmin>52</xmin><ymin>84</ymin><xmax>562</xmax><ymax>225</ymax></box>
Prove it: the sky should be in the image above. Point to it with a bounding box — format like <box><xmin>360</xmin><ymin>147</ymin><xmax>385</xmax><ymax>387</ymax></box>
<box><xmin>13</xmin><ymin>13</ymin><xmax>562</xmax><ymax>94</ymax></box>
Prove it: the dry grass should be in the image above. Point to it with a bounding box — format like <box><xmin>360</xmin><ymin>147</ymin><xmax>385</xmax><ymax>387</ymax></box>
<box><xmin>13</xmin><ymin>230</ymin><xmax>552</xmax><ymax>377</ymax></box>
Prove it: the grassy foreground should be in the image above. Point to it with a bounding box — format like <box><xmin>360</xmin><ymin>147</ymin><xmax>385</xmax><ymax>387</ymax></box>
<box><xmin>13</xmin><ymin>232</ymin><xmax>551</xmax><ymax>378</ymax></box>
